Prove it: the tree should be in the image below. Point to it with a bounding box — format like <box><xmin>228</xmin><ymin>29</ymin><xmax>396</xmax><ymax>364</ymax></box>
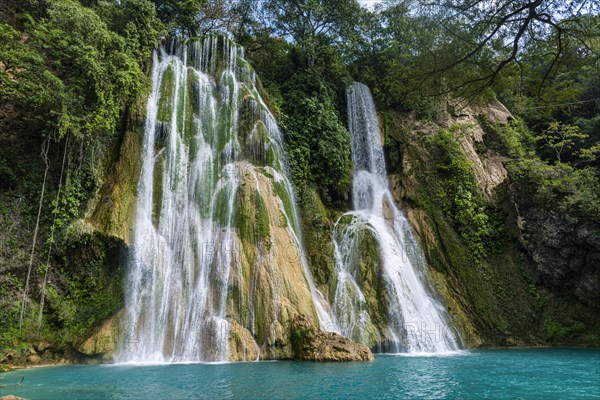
<box><xmin>536</xmin><ymin>122</ymin><xmax>588</xmax><ymax>163</ymax></box>
<box><xmin>414</xmin><ymin>0</ymin><xmax>599</xmax><ymax>96</ymax></box>
<box><xmin>265</xmin><ymin>0</ymin><xmax>360</xmax><ymax>43</ymax></box>
<box><xmin>151</xmin><ymin>0</ymin><xmax>243</xmax><ymax>37</ymax></box>
<box><xmin>264</xmin><ymin>0</ymin><xmax>360</xmax><ymax>66</ymax></box>
<box><xmin>94</xmin><ymin>0</ymin><xmax>165</xmax><ymax>62</ymax></box>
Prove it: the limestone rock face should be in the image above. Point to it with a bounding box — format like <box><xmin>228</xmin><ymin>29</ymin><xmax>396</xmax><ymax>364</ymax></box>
<box><xmin>289</xmin><ymin>314</ymin><xmax>373</xmax><ymax>362</ymax></box>
<box><xmin>77</xmin><ymin>310</ymin><xmax>124</xmax><ymax>358</ymax></box>
<box><xmin>88</xmin><ymin>129</ymin><xmax>142</xmax><ymax>245</ymax></box>
<box><xmin>226</xmin><ymin>162</ymin><xmax>320</xmax><ymax>361</ymax></box>
<box><xmin>332</xmin><ymin>214</ymin><xmax>387</xmax><ymax>348</ymax></box>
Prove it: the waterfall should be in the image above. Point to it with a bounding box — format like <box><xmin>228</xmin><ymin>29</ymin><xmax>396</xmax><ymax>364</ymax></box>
<box><xmin>117</xmin><ymin>37</ymin><xmax>333</xmax><ymax>363</ymax></box>
<box><xmin>331</xmin><ymin>82</ymin><xmax>460</xmax><ymax>353</ymax></box>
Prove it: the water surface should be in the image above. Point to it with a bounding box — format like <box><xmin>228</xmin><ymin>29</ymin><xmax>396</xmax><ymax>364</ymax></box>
<box><xmin>1</xmin><ymin>349</ymin><xmax>598</xmax><ymax>399</ymax></box>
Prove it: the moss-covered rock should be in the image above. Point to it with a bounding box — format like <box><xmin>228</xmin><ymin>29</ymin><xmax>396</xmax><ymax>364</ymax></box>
<box><xmin>332</xmin><ymin>215</ymin><xmax>387</xmax><ymax>347</ymax></box>
<box><xmin>299</xmin><ymin>188</ymin><xmax>338</xmax><ymax>300</ymax></box>
<box><xmin>88</xmin><ymin>128</ymin><xmax>142</xmax><ymax>244</ymax></box>
<box><xmin>289</xmin><ymin>314</ymin><xmax>373</xmax><ymax>361</ymax></box>
<box><xmin>157</xmin><ymin>63</ymin><xmax>176</xmax><ymax>124</ymax></box>
<box><xmin>226</xmin><ymin>162</ymin><xmax>320</xmax><ymax>360</ymax></box>
<box><xmin>77</xmin><ymin>309</ymin><xmax>124</xmax><ymax>359</ymax></box>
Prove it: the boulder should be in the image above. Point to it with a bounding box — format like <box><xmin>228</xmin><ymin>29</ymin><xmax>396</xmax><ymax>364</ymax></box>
<box><xmin>289</xmin><ymin>314</ymin><xmax>373</xmax><ymax>362</ymax></box>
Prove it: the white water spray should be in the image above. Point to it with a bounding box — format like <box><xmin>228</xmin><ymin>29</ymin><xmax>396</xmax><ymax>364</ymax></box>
<box><xmin>117</xmin><ymin>37</ymin><xmax>332</xmax><ymax>363</ymax></box>
<box><xmin>331</xmin><ymin>82</ymin><xmax>460</xmax><ymax>353</ymax></box>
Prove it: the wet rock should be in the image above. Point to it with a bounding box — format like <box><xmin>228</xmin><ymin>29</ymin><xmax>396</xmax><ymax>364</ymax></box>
<box><xmin>77</xmin><ymin>311</ymin><xmax>123</xmax><ymax>357</ymax></box>
<box><xmin>226</xmin><ymin>162</ymin><xmax>321</xmax><ymax>360</ymax></box>
<box><xmin>289</xmin><ymin>314</ymin><xmax>373</xmax><ymax>362</ymax></box>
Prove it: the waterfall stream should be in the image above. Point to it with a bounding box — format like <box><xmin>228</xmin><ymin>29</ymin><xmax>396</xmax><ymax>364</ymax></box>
<box><xmin>117</xmin><ymin>37</ymin><xmax>333</xmax><ymax>363</ymax></box>
<box><xmin>331</xmin><ymin>82</ymin><xmax>461</xmax><ymax>353</ymax></box>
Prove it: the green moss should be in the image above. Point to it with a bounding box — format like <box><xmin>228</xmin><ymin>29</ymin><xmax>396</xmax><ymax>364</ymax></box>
<box><xmin>254</xmin><ymin>191</ymin><xmax>271</xmax><ymax>246</ymax></box>
<box><xmin>213</xmin><ymin>185</ymin><xmax>235</xmax><ymax>227</ymax></box>
<box><xmin>299</xmin><ymin>188</ymin><xmax>337</xmax><ymax>296</ymax></box>
<box><xmin>266</xmin><ymin>142</ymin><xmax>279</xmax><ymax>169</ymax></box>
<box><xmin>477</xmin><ymin>115</ymin><xmax>534</xmax><ymax>158</ymax></box>
<box><xmin>378</xmin><ymin>111</ymin><xmax>554</xmax><ymax>345</ymax></box>
<box><xmin>11</xmin><ymin>232</ymin><xmax>127</xmax><ymax>351</ymax></box>
<box><xmin>152</xmin><ymin>155</ymin><xmax>164</xmax><ymax>226</ymax></box>
<box><xmin>544</xmin><ymin>318</ymin><xmax>585</xmax><ymax>343</ymax></box>
<box><xmin>157</xmin><ymin>63</ymin><xmax>176</xmax><ymax>123</ymax></box>
<box><xmin>291</xmin><ymin>327</ymin><xmax>312</xmax><ymax>347</ymax></box>
<box><xmin>540</xmin><ymin>298</ymin><xmax>600</xmax><ymax>346</ymax></box>
<box><xmin>273</xmin><ymin>180</ymin><xmax>296</xmax><ymax>230</ymax></box>
<box><xmin>233</xmin><ymin>188</ymin><xmax>253</xmax><ymax>245</ymax></box>
<box><xmin>215</xmin><ymin>95</ymin><xmax>233</xmax><ymax>153</ymax></box>
<box><xmin>252</xmin><ymin>121</ymin><xmax>268</xmax><ymax>165</ymax></box>
<box><xmin>424</xmin><ymin>203</ymin><xmax>542</xmax><ymax>341</ymax></box>
<box><xmin>423</xmin><ymin>126</ymin><xmax>505</xmax><ymax>261</ymax></box>
<box><xmin>183</xmin><ymin>68</ymin><xmax>198</xmax><ymax>146</ymax></box>
<box><xmin>258</xmin><ymin>167</ymin><xmax>274</xmax><ymax>180</ymax></box>
<box><xmin>89</xmin><ymin>127</ymin><xmax>143</xmax><ymax>243</ymax></box>
<box><xmin>344</xmin><ymin>222</ymin><xmax>388</xmax><ymax>336</ymax></box>
<box><xmin>238</xmin><ymin>92</ymin><xmax>256</xmax><ymax>143</ymax></box>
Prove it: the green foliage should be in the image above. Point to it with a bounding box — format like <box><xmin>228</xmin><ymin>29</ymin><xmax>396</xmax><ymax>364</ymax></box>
<box><xmin>94</xmin><ymin>0</ymin><xmax>165</xmax><ymax>62</ymax></box>
<box><xmin>477</xmin><ymin>116</ymin><xmax>534</xmax><ymax>159</ymax></box>
<box><xmin>46</xmin><ymin>233</ymin><xmax>124</xmax><ymax>345</ymax></box>
<box><xmin>544</xmin><ymin>317</ymin><xmax>586</xmax><ymax>343</ymax></box>
<box><xmin>0</xmin><ymin>274</ymin><xmax>26</xmax><ymax>349</ymax></box>
<box><xmin>51</xmin><ymin>169</ymin><xmax>87</xmax><ymax>234</ymax></box>
<box><xmin>0</xmin><ymin>0</ymin><xmax>163</xmax><ymax>353</ymax></box>
<box><xmin>1</xmin><ymin>0</ymin><xmax>164</xmax><ymax>238</ymax></box>
<box><xmin>282</xmin><ymin>91</ymin><xmax>352</xmax><ymax>205</ymax></box>
<box><xmin>31</xmin><ymin>0</ymin><xmax>147</xmax><ymax>139</ymax></box>
<box><xmin>0</xmin><ymin>22</ymin><xmax>64</xmax><ymax>132</ymax></box>
<box><xmin>245</xmin><ymin>20</ymin><xmax>353</xmax><ymax>208</ymax></box>
<box><xmin>536</xmin><ymin>122</ymin><xmax>590</xmax><ymax>163</ymax></box>
<box><xmin>291</xmin><ymin>327</ymin><xmax>312</xmax><ymax>347</ymax></box>
<box><xmin>425</xmin><ymin>127</ymin><xmax>504</xmax><ymax>260</ymax></box>
<box><xmin>150</xmin><ymin>0</ymin><xmax>239</xmax><ymax>37</ymax></box>
<box><xmin>507</xmin><ymin>159</ymin><xmax>600</xmax><ymax>220</ymax></box>
<box><xmin>0</xmin><ymin>156</ymin><xmax>17</xmax><ymax>190</ymax></box>
<box><xmin>299</xmin><ymin>188</ymin><xmax>336</xmax><ymax>290</ymax></box>
<box><xmin>264</xmin><ymin>0</ymin><xmax>360</xmax><ymax>45</ymax></box>
<box><xmin>2</xmin><ymin>0</ymin><xmax>163</xmax><ymax>143</ymax></box>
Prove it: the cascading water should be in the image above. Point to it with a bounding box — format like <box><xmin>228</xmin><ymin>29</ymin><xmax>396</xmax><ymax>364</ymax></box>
<box><xmin>117</xmin><ymin>37</ymin><xmax>333</xmax><ymax>363</ymax></box>
<box><xmin>331</xmin><ymin>82</ymin><xmax>460</xmax><ymax>353</ymax></box>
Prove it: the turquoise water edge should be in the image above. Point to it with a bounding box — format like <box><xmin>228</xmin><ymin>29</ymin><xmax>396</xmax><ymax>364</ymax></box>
<box><xmin>1</xmin><ymin>349</ymin><xmax>598</xmax><ymax>399</ymax></box>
